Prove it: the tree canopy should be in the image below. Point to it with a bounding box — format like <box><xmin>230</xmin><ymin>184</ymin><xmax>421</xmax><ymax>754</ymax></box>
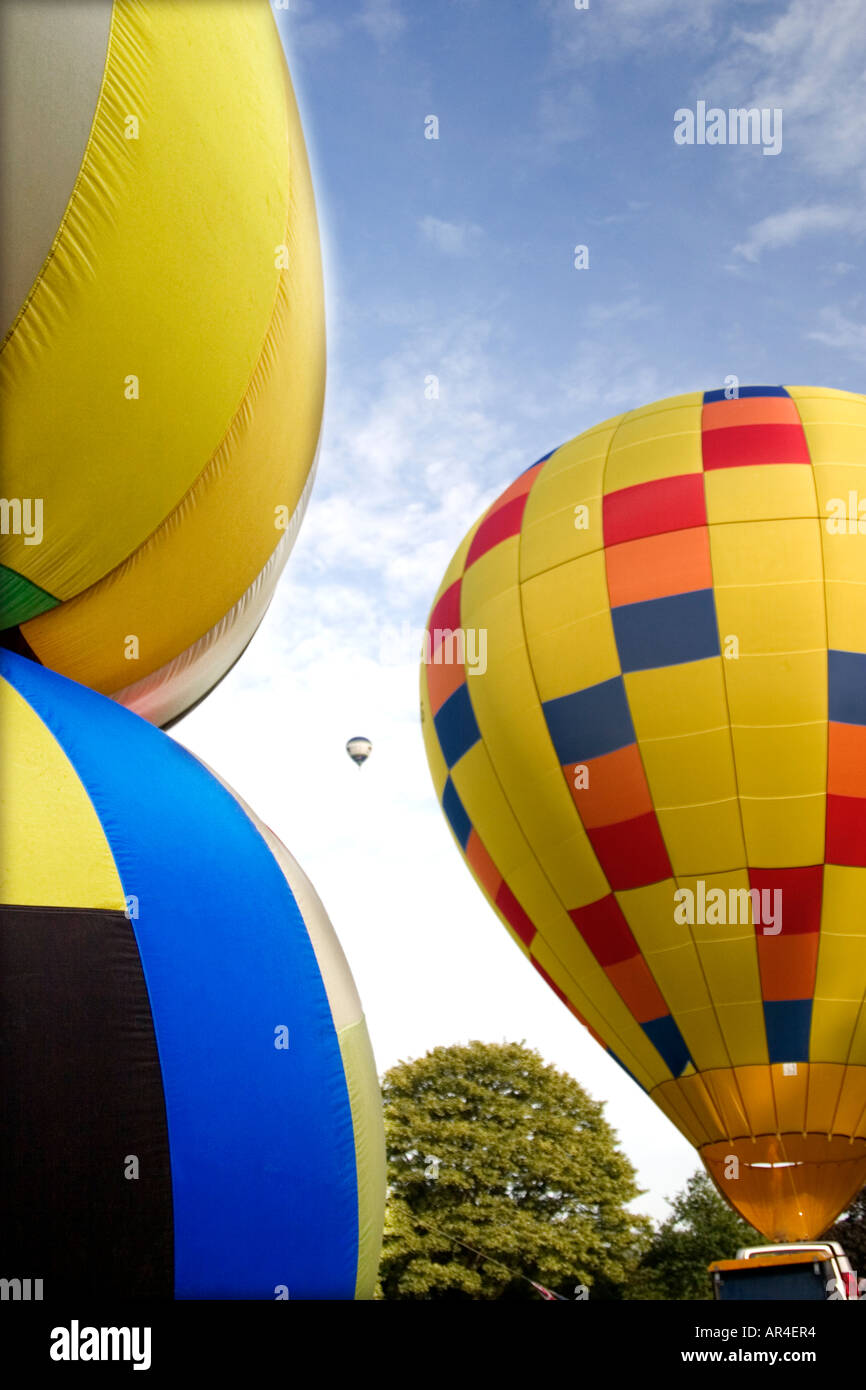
<box><xmin>378</xmin><ymin>1040</ymin><xmax>650</xmax><ymax>1299</ymax></box>
<box><xmin>625</xmin><ymin>1170</ymin><xmax>756</xmax><ymax>1300</ymax></box>
<box><xmin>826</xmin><ymin>1186</ymin><xmax>866</xmax><ymax>1273</ymax></box>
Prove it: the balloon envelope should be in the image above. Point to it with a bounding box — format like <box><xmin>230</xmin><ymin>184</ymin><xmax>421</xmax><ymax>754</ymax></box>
<box><xmin>346</xmin><ymin>737</ymin><xmax>373</xmax><ymax>767</ymax></box>
<box><xmin>421</xmin><ymin>385</ymin><xmax>866</xmax><ymax>1241</ymax></box>
<box><xmin>0</xmin><ymin>651</ymin><xmax>384</xmax><ymax>1298</ymax></box>
<box><xmin>0</xmin><ymin>0</ymin><xmax>324</xmax><ymax>726</ymax></box>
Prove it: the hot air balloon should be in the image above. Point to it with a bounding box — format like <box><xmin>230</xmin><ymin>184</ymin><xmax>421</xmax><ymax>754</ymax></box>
<box><xmin>347</xmin><ymin>737</ymin><xmax>373</xmax><ymax>768</ymax></box>
<box><xmin>0</xmin><ymin>651</ymin><xmax>384</xmax><ymax>1298</ymax></box>
<box><xmin>420</xmin><ymin>385</ymin><xmax>866</xmax><ymax>1242</ymax></box>
<box><xmin>0</xmin><ymin>0</ymin><xmax>324</xmax><ymax>727</ymax></box>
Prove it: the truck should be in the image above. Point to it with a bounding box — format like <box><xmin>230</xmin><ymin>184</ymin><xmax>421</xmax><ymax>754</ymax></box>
<box><xmin>709</xmin><ymin>1242</ymin><xmax>860</xmax><ymax>1301</ymax></box>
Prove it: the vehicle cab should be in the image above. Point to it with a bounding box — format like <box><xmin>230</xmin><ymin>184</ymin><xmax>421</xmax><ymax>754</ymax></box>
<box><xmin>709</xmin><ymin>1241</ymin><xmax>859</xmax><ymax>1300</ymax></box>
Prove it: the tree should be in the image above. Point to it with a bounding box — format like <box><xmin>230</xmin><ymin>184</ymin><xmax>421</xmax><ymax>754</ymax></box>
<box><xmin>826</xmin><ymin>1186</ymin><xmax>866</xmax><ymax>1273</ymax></box>
<box><xmin>626</xmin><ymin>1170</ymin><xmax>755</xmax><ymax>1300</ymax></box>
<box><xmin>377</xmin><ymin>1040</ymin><xmax>650</xmax><ymax>1300</ymax></box>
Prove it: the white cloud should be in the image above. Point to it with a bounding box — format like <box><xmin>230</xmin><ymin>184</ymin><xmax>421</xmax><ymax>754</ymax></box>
<box><xmin>357</xmin><ymin>0</ymin><xmax>406</xmax><ymax>45</ymax></box>
<box><xmin>704</xmin><ymin>0</ymin><xmax>866</xmax><ymax>186</ymax></box>
<box><xmin>419</xmin><ymin>216</ymin><xmax>484</xmax><ymax>257</ymax></box>
<box><xmin>807</xmin><ymin>307</ymin><xmax>866</xmax><ymax>361</ymax></box>
<box><xmin>539</xmin><ymin>0</ymin><xmax>727</xmax><ymax>60</ymax></box>
<box><xmin>733</xmin><ymin>203</ymin><xmax>857</xmax><ymax>262</ymax></box>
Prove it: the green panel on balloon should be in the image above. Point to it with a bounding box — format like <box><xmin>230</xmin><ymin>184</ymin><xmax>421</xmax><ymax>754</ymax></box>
<box><xmin>0</xmin><ymin>564</ymin><xmax>59</xmax><ymax>628</ymax></box>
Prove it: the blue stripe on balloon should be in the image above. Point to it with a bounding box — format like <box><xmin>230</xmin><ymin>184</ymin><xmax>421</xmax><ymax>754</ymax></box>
<box><xmin>0</xmin><ymin>652</ymin><xmax>358</xmax><ymax>1299</ymax></box>
<box><xmin>612</xmin><ymin>589</ymin><xmax>720</xmax><ymax>674</ymax></box>
<box><xmin>703</xmin><ymin>386</ymin><xmax>789</xmax><ymax>402</ymax></box>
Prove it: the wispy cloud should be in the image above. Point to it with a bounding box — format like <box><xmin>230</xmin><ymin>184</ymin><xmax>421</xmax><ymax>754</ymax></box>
<box><xmin>419</xmin><ymin>216</ymin><xmax>484</xmax><ymax>257</ymax></box>
<box><xmin>807</xmin><ymin>307</ymin><xmax>866</xmax><ymax>361</ymax></box>
<box><xmin>357</xmin><ymin>0</ymin><xmax>407</xmax><ymax>45</ymax></box>
<box><xmin>733</xmin><ymin>204</ymin><xmax>858</xmax><ymax>262</ymax></box>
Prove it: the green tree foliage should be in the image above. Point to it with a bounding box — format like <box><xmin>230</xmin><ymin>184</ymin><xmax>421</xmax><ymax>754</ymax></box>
<box><xmin>826</xmin><ymin>1187</ymin><xmax>866</xmax><ymax>1273</ymax></box>
<box><xmin>626</xmin><ymin>1170</ymin><xmax>756</xmax><ymax>1300</ymax></box>
<box><xmin>378</xmin><ymin>1040</ymin><xmax>651</xmax><ymax>1300</ymax></box>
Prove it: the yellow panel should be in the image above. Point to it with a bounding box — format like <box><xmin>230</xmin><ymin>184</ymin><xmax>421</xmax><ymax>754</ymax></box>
<box><xmin>804</xmin><ymin>1063</ymin><xmax>845</xmax><ymax>1134</ymax></box>
<box><xmin>521</xmin><ymin>551</ymin><xmax>620</xmax><ymax>700</ymax></box>
<box><xmin>626</xmin><ymin>657</ymin><xmax>729</xmax><ymax>742</ymax></box>
<box><xmin>617</xmin><ymin>878</ymin><xmax>682</xmax><ymax>953</ymax></box>
<box><xmin>697</xmin><ymin>935</ymin><xmax>762</xmax><ymax>1005</ymax></box>
<box><xmin>834</xmin><ymin>1068</ymin><xmax>866</xmax><ymax>1134</ymax></box>
<box><xmin>822</xmin><ymin>866</ymin><xmax>866</xmax><ymax>936</ymax></box>
<box><xmin>814</xmin><ymin>936</ymin><xmax>866</xmax><ymax>1003</ymax></box>
<box><xmin>704</xmin><ymin>464</ymin><xmax>819</xmax><ymax>525</ymax></box>
<box><xmin>772</xmin><ymin>1063</ymin><xmax>808</xmax><ymax>1132</ymax></box>
<box><xmin>709</xmin><ymin>518</ymin><xmax>825</xmax><ymax>589</ymax></box>
<box><xmin>731</xmin><ymin>723</ymin><xmax>826</xmax><ymax>799</ymax></box>
<box><xmin>603</xmin><ymin>400</ymin><xmax>704</xmax><ymax>493</ymax></box>
<box><xmin>825</xmin><ymin>580</ymin><xmax>866</xmax><ymax>653</ymax></box>
<box><xmin>665</xmin><ymin>1003</ymin><xmax>729</xmax><ymax>1071</ymax></box>
<box><xmin>0</xmin><ymin>679</ymin><xmax>126</xmax><ymax>910</ymax></box>
<box><xmin>336</xmin><ymin>1016</ymin><xmax>386</xmax><ymax>1300</ymax></box>
<box><xmin>714</xmin><ymin>1003</ymin><xmax>770</xmax><ymax>1066</ymax></box>
<box><xmin>460</xmin><ymin>535</ymin><xmax>519</xmax><ymax>620</ymax></box>
<box><xmin>847</xmin><ymin>1009</ymin><xmax>866</xmax><ymax>1067</ymax></box>
<box><xmin>639</xmin><ymin>941</ymin><xmax>710</xmax><ymax>1015</ymax></box>
<box><xmin>2</xmin><ymin>0</ymin><xmax>301</xmax><ymax>598</ymax></box>
<box><xmin>657</xmin><ymin>801</ymin><xmax>745</xmax><ymax>877</ymax></box>
<box><xmin>787</xmin><ymin>384</ymin><xmax>866</xmax><ymax>416</ymax></box>
<box><xmin>450</xmin><ymin>742</ymin><xmax>529</xmax><ymax>882</ymax></box>
<box><xmin>810</xmin><ymin>1000</ymin><xmax>862</xmax><ymax>1062</ymax></box>
<box><xmin>735</xmin><ymin>1065</ymin><xmax>778</xmax><ymax>1134</ymax></box>
<box><xmin>813</xmin><ymin>460</ymin><xmax>866</xmax><ymax>516</ymax></box>
<box><xmin>712</xmin><ymin>580</ymin><xmax>826</xmax><ymax>656</ymax></box>
<box><xmin>640</xmin><ymin>727</ymin><xmax>738</xmax><ymax>810</ymax></box>
<box><xmin>519</xmin><ymin>428</ymin><xmax>615</xmax><ymax>580</ymax></box>
<box><xmin>739</xmin><ymin>792</ymin><xmax>825</xmax><ymax>867</ymax></box>
<box><xmin>720</xmin><ymin>651</ymin><xmax>827</xmax><ymax>727</ymax></box>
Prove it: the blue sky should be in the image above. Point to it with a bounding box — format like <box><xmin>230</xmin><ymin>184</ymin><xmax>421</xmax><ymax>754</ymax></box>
<box><xmin>180</xmin><ymin>0</ymin><xmax>866</xmax><ymax>1225</ymax></box>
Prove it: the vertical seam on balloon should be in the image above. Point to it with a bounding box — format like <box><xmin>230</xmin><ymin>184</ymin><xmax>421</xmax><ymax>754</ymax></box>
<box><xmin>698</xmin><ymin>395</ymin><xmax>771</xmax><ymax>1142</ymax></box>
<box><xmin>514</xmin><ymin>425</ymin><xmax>711</xmax><ymax>1122</ymax></box>
<box><xmin>455</xmin><ymin>448</ymin><xmax>663</xmax><ymax>1103</ymax></box>
<box><xmin>597</xmin><ymin>403</ymin><xmax>744</xmax><ymax>1145</ymax></box>
<box><xmin>803</xmin><ymin>396</ymin><xmax>866</xmax><ymax>1137</ymax></box>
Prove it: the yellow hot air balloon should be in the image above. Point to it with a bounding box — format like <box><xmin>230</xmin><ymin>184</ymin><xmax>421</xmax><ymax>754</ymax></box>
<box><xmin>420</xmin><ymin>385</ymin><xmax>866</xmax><ymax>1242</ymax></box>
<box><xmin>0</xmin><ymin>0</ymin><xmax>324</xmax><ymax>726</ymax></box>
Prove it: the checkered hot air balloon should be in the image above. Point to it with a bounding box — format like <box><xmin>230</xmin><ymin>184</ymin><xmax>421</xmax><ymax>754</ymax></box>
<box><xmin>420</xmin><ymin>386</ymin><xmax>866</xmax><ymax>1242</ymax></box>
<box><xmin>0</xmin><ymin>651</ymin><xmax>384</xmax><ymax>1299</ymax></box>
<box><xmin>0</xmin><ymin>0</ymin><xmax>324</xmax><ymax>726</ymax></box>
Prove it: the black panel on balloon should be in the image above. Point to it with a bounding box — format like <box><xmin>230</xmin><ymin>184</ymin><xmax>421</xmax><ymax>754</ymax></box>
<box><xmin>0</xmin><ymin>905</ymin><xmax>173</xmax><ymax>1298</ymax></box>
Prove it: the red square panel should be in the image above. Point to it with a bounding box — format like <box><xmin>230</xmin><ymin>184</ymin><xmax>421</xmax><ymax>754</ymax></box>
<box><xmin>603</xmin><ymin>473</ymin><xmax>706</xmax><ymax>547</ymax></box>
<box><xmin>702</xmin><ymin>423</ymin><xmax>810</xmax><ymax>470</ymax></box>
<box><xmin>568</xmin><ymin>894</ymin><xmax>638</xmax><ymax>966</ymax></box>
<box><xmin>586</xmin><ymin>811</ymin><xmax>672</xmax><ymax>890</ymax></box>
<box><xmin>826</xmin><ymin>795</ymin><xmax>866</xmax><ymax>867</ymax></box>
<box><xmin>495</xmin><ymin>880</ymin><xmax>536</xmax><ymax>946</ymax></box>
<box><xmin>748</xmin><ymin>865</ymin><xmax>823</xmax><ymax>935</ymax></box>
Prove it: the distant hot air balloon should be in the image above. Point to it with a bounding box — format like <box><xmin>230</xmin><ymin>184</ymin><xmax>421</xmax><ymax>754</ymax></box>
<box><xmin>0</xmin><ymin>0</ymin><xmax>324</xmax><ymax>727</ymax></box>
<box><xmin>346</xmin><ymin>737</ymin><xmax>373</xmax><ymax>768</ymax></box>
<box><xmin>421</xmin><ymin>385</ymin><xmax>866</xmax><ymax>1242</ymax></box>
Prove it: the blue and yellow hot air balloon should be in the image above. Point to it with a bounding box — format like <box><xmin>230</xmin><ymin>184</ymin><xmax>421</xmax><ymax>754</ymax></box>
<box><xmin>0</xmin><ymin>0</ymin><xmax>324</xmax><ymax>725</ymax></box>
<box><xmin>0</xmin><ymin>651</ymin><xmax>384</xmax><ymax>1298</ymax></box>
<box><xmin>421</xmin><ymin>386</ymin><xmax>866</xmax><ymax>1241</ymax></box>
